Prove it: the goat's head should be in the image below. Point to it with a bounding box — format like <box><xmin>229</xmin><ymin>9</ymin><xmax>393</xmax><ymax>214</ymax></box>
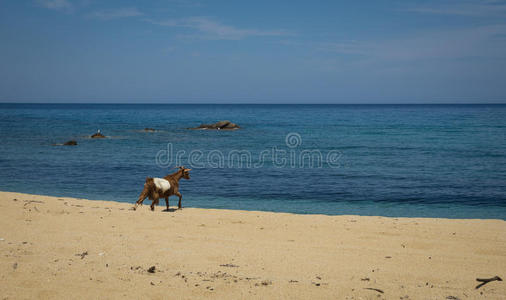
<box><xmin>175</xmin><ymin>166</ymin><xmax>192</xmax><ymax>180</ymax></box>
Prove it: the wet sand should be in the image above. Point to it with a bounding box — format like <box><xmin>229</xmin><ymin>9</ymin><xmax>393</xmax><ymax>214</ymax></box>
<box><xmin>0</xmin><ymin>191</ymin><xmax>505</xmax><ymax>299</ymax></box>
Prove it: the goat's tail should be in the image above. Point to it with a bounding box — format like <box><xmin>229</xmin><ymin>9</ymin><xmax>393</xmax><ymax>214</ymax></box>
<box><xmin>133</xmin><ymin>177</ymin><xmax>155</xmax><ymax>210</ymax></box>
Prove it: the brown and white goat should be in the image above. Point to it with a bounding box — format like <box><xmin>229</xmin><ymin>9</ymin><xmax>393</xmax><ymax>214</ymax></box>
<box><xmin>133</xmin><ymin>166</ymin><xmax>191</xmax><ymax>211</ymax></box>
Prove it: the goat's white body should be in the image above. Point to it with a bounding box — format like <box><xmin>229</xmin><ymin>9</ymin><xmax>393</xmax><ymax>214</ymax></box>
<box><xmin>153</xmin><ymin>178</ymin><xmax>171</xmax><ymax>193</ymax></box>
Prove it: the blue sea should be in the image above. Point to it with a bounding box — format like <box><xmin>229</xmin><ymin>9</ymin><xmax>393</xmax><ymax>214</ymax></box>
<box><xmin>0</xmin><ymin>104</ymin><xmax>505</xmax><ymax>219</ymax></box>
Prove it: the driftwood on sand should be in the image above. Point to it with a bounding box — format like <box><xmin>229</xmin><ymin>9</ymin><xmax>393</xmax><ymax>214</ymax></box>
<box><xmin>475</xmin><ymin>276</ymin><xmax>502</xmax><ymax>289</ymax></box>
<box><xmin>364</xmin><ymin>287</ymin><xmax>384</xmax><ymax>294</ymax></box>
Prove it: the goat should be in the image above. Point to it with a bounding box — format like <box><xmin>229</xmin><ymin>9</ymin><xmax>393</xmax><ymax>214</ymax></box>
<box><xmin>133</xmin><ymin>166</ymin><xmax>191</xmax><ymax>211</ymax></box>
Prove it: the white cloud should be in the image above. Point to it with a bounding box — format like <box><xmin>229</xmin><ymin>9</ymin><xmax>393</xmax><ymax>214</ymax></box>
<box><xmin>88</xmin><ymin>7</ymin><xmax>143</xmax><ymax>20</ymax></box>
<box><xmin>167</xmin><ymin>0</ymin><xmax>202</xmax><ymax>8</ymax></box>
<box><xmin>36</xmin><ymin>0</ymin><xmax>72</xmax><ymax>11</ymax></box>
<box><xmin>147</xmin><ymin>17</ymin><xmax>288</xmax><ymax>40</ymax></box>
<box><xmin>318</xmin><ymin>41</ymin><xmax>371</xmax><ymax>56</ymax></box>
<box><xmin>404</xmin><ymin>0</ymin><xmax>506</xmax><ymax>17</ymax></box>
<box><xmin>320</xmin><ymin>25</ymin><xmax>506</xmax><ymax>62</ymax></box>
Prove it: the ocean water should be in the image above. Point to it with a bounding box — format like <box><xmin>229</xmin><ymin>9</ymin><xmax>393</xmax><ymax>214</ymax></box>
<box><xmin>0</xmin><ymin>104</ymin><xmax>505</xmax><ymax>219</ymax></box>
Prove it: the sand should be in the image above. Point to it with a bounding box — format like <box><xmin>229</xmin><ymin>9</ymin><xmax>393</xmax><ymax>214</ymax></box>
<box><xmin>0</xmin><ymin>191</ymin><xmax>505</xmax><ymax>299</ymax></box>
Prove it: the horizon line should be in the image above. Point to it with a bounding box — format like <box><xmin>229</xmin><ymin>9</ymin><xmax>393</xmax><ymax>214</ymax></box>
<box><xmin>1</xmin><ymin>102</ymin><xmax>505</xmax><ymax>105</ymax></box>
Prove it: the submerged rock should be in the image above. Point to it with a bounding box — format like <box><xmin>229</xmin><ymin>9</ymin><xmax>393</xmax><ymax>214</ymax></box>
<box><xmin>63</xmin><ymin>140</ymin><xmax>77</xmax><ymax>146</ymax></box>
<box><xmin>189</xmin><ymin>120</ymin><xmax>240</xmax><ymax>130</ymax></box>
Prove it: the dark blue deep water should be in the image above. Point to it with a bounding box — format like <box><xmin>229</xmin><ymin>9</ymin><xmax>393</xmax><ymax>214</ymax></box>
<box><xmin>0</xmin><ymin>104</ymin><xmax>505</xmax><ymax>219</ymax></box>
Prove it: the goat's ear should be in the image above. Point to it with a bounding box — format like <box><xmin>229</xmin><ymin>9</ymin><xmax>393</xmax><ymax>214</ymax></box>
<box><xmin>185</xmin><ymin>168</ymin><xmax>192</xmax><ymax>171</ymax></box>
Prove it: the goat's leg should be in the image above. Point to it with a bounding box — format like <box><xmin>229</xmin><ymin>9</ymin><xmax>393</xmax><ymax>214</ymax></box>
<box><xmin>165</xmin><ymin>197</ymin><xmax>169</xmax><ymax>211</ymax></box>
<box><xmin>150</xmin><ymin>198</ymin><xmax>159</xmax><ymax>211</ymax></box>
<box><xmin>134</xmin><ymin>189</ymin><xmax>149</xmax><ymax>210</ymax></box>
<box><xmin>175</xmin><ymin>192</ymin><xmax>183</xmax><ymax>209</ymax></box>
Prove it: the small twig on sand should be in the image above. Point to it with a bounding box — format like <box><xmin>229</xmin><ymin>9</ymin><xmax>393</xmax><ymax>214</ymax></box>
<box><xmin>475</xmin><ymin>276</ymin><xmax>502</xmax><ymax>289</ymax></box>
<box><xmin>364</xmin><ymin>287</ymin><xmax>384</xmax><ymax>294</ymax></box>
<box><xmin>23</xmin><ymin>200</ymin><xmax>44</xmax><ymax>207</ymax></box>
<box><xmin>76</xmin><ymin>251</ymin><xmax>88</xmax><ymax>259</ymax></box>
<box><xmin>220</xmin><ymin>264</ymin><xmax>239</xmax><ymax>268</ymax></box>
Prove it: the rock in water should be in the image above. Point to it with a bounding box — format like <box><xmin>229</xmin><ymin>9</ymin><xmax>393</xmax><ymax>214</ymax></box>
<box><xmin>91</xmin><ymin>132</ymin><xmax>106</xmax><ymax>138</ymax></box>
<box><xmin>214</xmin><ymin>120</ymin><xmax>231</xmax><ymax>128</ymax></box>
<box><xmin>223</xmin><ymin>122</ymin><xmax>239</xmax><ymax>129</ymax></box>
<box><xmin>189</xmin><ymin>120</ymin><xmax>240</xmax><ymax>130</ymax></box>
<box><xmin>63</xmin><ymin>140</ymin><xmax>77</xmax><ymax>146</ymax></box>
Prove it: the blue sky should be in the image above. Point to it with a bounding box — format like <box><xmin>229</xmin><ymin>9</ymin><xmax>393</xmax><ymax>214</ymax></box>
<box><xmin>1</xmin><ymin>0</ymin><xmax>506</xmax><ymax>103</ymax></box>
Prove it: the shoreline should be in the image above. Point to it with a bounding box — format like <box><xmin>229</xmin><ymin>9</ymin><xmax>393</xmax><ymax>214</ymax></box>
<box><xmin>1</xmin><ymin>191</ymin><xmax>505</xmax><ymax>299</ymax></box>
<box><xmin>1</xmin><ymin>189</ymin><xmax>504</xmax><ymax>221</ymax></box>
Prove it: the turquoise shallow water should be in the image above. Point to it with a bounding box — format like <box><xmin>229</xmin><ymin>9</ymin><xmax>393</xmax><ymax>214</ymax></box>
<box><xmin>0</xmin><ymin>104</ymin><xmax>505</xmax><ymax>219</ymax></box>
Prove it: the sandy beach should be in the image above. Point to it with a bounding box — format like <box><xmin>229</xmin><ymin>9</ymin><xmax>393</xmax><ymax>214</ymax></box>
<box><xmin>0</xmin><ymin>191</ymin><xmax>505</xmax><ymax>299</ymax></box>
